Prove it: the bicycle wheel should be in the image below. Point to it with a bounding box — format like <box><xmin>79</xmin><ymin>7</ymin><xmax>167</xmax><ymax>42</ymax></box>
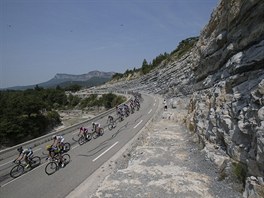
<box><xmin>112</xmin><ymin>121</ymin><xmax>116</xmax><ymax>128</ymax></box>
<box><xmin>45</xmin><ymin>162</ymin><xmax>58</xmax><ymax>175</ymax></box>
<box><xmin>10</xmin><ymin>165</ymin><xmax>24</xmax><ymax>178</ymax></box>
<box><xmin>86</xmin><ymin>133</ymin><xmax>92</xmax><ymax>141</ymax></box>
<box><xmin>93</xmin><ymin>132</ymin><xmax>98</xmax><ymax>139</ymax></box>
<box><xmin>30</xmin><ymin>156</ymin><xmax>41</xmax><ymax>168</ymax></box>
<box><xmin>62</xmin><ymin>154</ymin><xmax>70</xmax><ymax>165</ymax></box>
<box><xmin>108</xmin><ymin>123</ymin><xmax>113</xmax><ymax>130</ymax></box>
<box><xmin>100</xmin><ymin>128</ymin><xmax>104</xmax><ymax>136</ymax></box>
<box><xmin>63</xmin><ymin>142</ymin><xmax>71</xmax><ymax>152</ymax></box>
<box><xmin>78</xmin><ymin>136</ymin><xmax>85</xmax><ymax>145</ymax></box>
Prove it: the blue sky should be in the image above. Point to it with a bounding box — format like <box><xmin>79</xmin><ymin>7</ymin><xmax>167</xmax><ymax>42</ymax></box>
<box><xmin>1</xmin><ymin>0</ymin><xmax>219</xmax><ymax>88</ymax></box>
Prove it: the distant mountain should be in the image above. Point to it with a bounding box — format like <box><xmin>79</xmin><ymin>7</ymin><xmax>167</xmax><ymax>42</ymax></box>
<box><xmin>41</xmin><ymin>71</ymin><xmax>114</xmax><ymax>87</ymax></box>
<box><xmin>4</xmin><ymin>71</ymin><xmax>115</xmax><ymax>90</ymax></box>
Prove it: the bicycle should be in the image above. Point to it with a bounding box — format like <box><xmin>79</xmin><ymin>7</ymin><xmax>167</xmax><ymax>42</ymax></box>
<box><xmin>136</xmin><ymin>103</ymin><xmax>140</xmax><ymax>111</ymax></box>
<box><xmin>45</xmin><ymin>153</ymin><xmax>70</xmax><ymax>175</ymax></box>
<box><xmin>91</xmin><ymin>127</ymin><xmax>104</xmax><ymax>139</ymax></box>
<box><xmin>130</xmin><ymin>106</ymin><xmax>135</xmax><ymax>114</ymax></box>
<box><xmin>78</xmin><ymin>132</ymin><xmax>92</xmax><ymax>145</ymax></box>
<box><xmin>58</xmin><ymin>142</ymin><xmax>71</xmax><ymax>153</ymax></box>
<box><xmin>125</xmin><ymin>109</ymin><xmax>130</xmax><ymax>117</ymax></box>
<box><xmin>117</xmin><ymin>113</ymin><xmax>124</xmax><ymax>122</ymax></box>
<box><xmin>108</xmin><ymin>120</ymin><xmax>116</xmax><ymax>130</ymax></box>
<box><xmin>10</xmin><ymin>156</ymin><xmax>41</xmax><ymax>178</ymax></box>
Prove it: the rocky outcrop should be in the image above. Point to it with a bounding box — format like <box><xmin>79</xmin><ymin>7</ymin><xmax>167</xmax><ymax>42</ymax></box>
<box><xmin>101</xmin><ymin>0</ymin><xmax>264</xmax><ymax>196</ymax></box>
<box><xmin>186</xmin><ymin>0</ymin><xmax>264</xmax><ymax>196</ymax></box>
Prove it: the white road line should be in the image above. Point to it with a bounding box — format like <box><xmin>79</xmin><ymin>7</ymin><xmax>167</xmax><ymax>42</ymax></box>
<box><xmin>133</xmin><ymin>120</ymin><xmax>143</xmax><ymax>129</ymax></box>
<box><xmin>92</xmin><ymin>142</ymin><xmax>118</xmax><ymax>162</ymax></box>
<box><xmin>0</xmin><ymin>148</ymin><xmax>42</xmax><ymax>168</ymax></box>
<box><xmin>148</xmin><ymin>109</ymin><xmax>152</xmax><ymax>114</ymax></box>
<box><xmin>1</xmin><ymin>174</ymin><xmax>26</xmax><ymax>187</ymax></box>
<box><xmin>34</xmin><ymin>148</ymin><xmax>42</xmax><ymax>152</ymax></box>
<box><xmin>72</xmin><ymin>145</ymin><xmax>79</xmax><ymax>150</ymax></box>
<box><xmin>73</xmin><ymin>131</ymin><xmax>78</xmax><ymax>135</ymax></box>
<box><xmin>0</xmin><ymin>160</ymin><xmax>12</xmax><ymax>167</ymax></box>
<box><xmin>1</xmin><ymin>161</ymin><xmax>48</xmax><ymax>187</ymax></box>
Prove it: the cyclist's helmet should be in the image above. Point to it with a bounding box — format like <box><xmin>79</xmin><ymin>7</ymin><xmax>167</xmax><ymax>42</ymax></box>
<box><xmin>52</xmin><ymin>135</ymin><xmax>56</xmax><ymax>139</ymax></box>
<box><xmin>17</xmin><ymin>146</ymin><xmax>23</xmax><ymax>153</ymax></box>
<box><xmin>80</xmin><ymin>127</ymin><xmax>83</xmax><ymax>131</ymax></box>
<box><xmin>92</xmin><ymin>122</ymin><xmax>95</xmax><ymax>126</ymax></box>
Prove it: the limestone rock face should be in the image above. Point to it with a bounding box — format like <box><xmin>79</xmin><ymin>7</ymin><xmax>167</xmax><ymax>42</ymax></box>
<box><xmin>187</xmin><ymin>0</ymin><xmax>264</xmax><ymax>177</ymax></box>
<box><xmin>102</xmin><ymin>0</ymin><xmax>264</xmax><ymax>195</ymax></box>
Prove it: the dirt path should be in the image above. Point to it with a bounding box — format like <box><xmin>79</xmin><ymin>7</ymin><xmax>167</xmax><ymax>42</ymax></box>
<box><xmin>90</xmin><ymin>107</ymin><xmax>242</xmax><ymax>198</ymax></box>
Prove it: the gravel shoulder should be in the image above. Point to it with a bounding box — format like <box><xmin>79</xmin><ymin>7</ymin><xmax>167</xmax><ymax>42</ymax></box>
<box><xmin>68</xmin><ymin>97</ymin><xmax>242</xmax><ymax>198</ymax></box>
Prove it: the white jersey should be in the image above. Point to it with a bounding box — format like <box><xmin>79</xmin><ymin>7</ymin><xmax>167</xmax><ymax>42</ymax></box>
<box><xmin>56</xmin><ymin>135</ymin><xmax>64</xmax><ymax>143</ymax></box>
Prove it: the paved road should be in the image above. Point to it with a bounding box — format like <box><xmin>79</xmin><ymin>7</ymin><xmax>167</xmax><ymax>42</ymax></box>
<box><xmin>0</xmin><ymin>94</ymin><xmax>159</xmax><ymax>198</ymax></box>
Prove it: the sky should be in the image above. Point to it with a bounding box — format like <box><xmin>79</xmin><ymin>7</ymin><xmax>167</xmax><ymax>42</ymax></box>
<box><xmin>0</xmin><ymin>0</ymin><xmax>219</xmax><ymax>88</ymax></box>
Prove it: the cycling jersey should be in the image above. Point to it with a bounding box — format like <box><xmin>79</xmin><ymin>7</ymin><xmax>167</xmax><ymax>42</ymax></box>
<box><xmin>20</xmin><ymin>148</ymin><xmax>32</xmax><ymax>156</ymax></box>
<box><xmin>55</xmin><ymin>135</ymin><xmax>64</xmax><ymax>143</ymax></box>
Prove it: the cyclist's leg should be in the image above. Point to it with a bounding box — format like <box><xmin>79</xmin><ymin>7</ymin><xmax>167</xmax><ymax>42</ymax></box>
<box><xmin>24</xmin><ymin>154</ymin><xmax>30</xmax><ymax>168</ymax></box>
<box><xmin>27</xmin><ymin>151</ymin><xmax>33</xmax><ymax>164</ymax></box>
<box><xmin>59</xmin><ymin>153</ymin><xmax>65</xmax><ymax>167</ymax></box>
<box><xmin>24</xmin><ymin>156</ymin><xmax>29</xmax><ymax>164</ymax></box>
<box><xmin>84</xmin><ymin>131</ymin><xmax>88</xmax><ymax>139</ymax></box>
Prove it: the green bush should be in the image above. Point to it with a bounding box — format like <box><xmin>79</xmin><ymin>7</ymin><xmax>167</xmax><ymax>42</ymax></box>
<box><xmin>232</xmin><ymin>162</ymin><xmax>247</xmax><ymax>184</ymax></box>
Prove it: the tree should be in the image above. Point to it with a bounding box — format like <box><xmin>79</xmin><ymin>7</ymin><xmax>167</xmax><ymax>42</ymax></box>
<box><xmin>141</xmin><ymin>59</ymin><xmax>151</xmax><ymax>74</ymax></box>
<box><xmin>0</xmin><ymin>89</ymin><xmax>64</xmax><ymax>146</ymax></box>
<box><xmin>68</xmin><ymin>94</ymin><xmax>81</xmax><ymax>107</ymax></box>
<box><xmin>64</xmin><ymin>84</ymin><xmax>81</xmax><ymax>92</ymax></box>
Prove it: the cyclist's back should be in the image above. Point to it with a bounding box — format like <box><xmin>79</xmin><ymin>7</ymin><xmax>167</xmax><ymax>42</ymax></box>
<box><xmin>14</xmin><ymin>147</ymin><xmax>33</xmax><ymax>168</ymax></box>
<box><xmin>107</xmin><ymin>115</ymin><xmax>114</xmax><ymax>123</ymax></box>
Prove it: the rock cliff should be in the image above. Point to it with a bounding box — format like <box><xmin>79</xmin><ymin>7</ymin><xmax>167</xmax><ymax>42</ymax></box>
<box><xmin>102</xmin><ymin>0</ymin><xmax>264</xmax><ymax>196</ymax></box>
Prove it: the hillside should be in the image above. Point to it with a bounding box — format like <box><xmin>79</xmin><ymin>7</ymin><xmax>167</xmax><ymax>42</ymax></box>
<box><xmin>101</xmin><ymin>0</ymin><xmax>264</xmax><ymax>196</ymax></box>
<box><xmin>5</xmin><ymin>70</ymin><xmax>114</xmax><ymax>90</ymax></box>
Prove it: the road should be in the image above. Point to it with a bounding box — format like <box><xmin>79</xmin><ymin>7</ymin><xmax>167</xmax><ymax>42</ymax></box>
<box><xmin>0</xmin><ymin>94</ymin><xmax>159</xmax><ymax>198</ymax></box>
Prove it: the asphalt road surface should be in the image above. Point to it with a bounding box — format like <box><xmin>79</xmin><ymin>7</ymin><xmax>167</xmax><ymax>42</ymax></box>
<box><xmin>0</xmin><ymin>94</ymin><xmax>159</xmax><ymax>198</ymax></box>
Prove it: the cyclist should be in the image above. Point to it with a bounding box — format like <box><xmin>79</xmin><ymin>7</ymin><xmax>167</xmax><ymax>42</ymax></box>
<box><xmin>107</xmin><ymin>115</ymin><xmax>114</xmax><ymax>124</ymax></box>
<box><xmin>134</xmin><ymin>97</ymin><xmax>140</xmax><ymax>109</ymax></box>
<box><xmin>116</xmin><ymin>106</ymin><xmax>124</xmax><ymax>121</ymax></box>
<box><xmin>78</xmin><ymin>126</ymin><xmax>89</xmax><ymax>140</ymax></box>
<box><xmin>92</xmin><ymin>122</ymin><xmax>101</xmax><ymax>135</ymax></box>
<box><xmin>13</xmin><ymin>146</ymin><xmax>33</xmax><ymax>168</ymax></box>
<box><xmin>46</xmin><ymin>145</ymin><xmax>64</xmax><ymax>167</ymax></box>
<box><xmin>124</xmin><ymin>104</ymin><xmax>130</xmax><ymax>113</ymax></box>
<box><xmin>130</xmin><ymin>99</ymin><xmax>134</xmax><ymax>106</ymax></box>
<box><xmin>163</xmin><ymin>99</ymin><xmax>167</xmax><ymax>111</ymax></box>
<box><xmin>52</xmin><ymin>135</ymin><xmax>65</xmax><ymax>150</ymax></box>
<box><xmin>116</xmin><ymin>106</ymin><xmax>121</xmax><ymax>115</ymax></box>
<box><xmin>46</xmin><ymin>145</ymin><xmax>59</xmax><ymax>159</ymax></box>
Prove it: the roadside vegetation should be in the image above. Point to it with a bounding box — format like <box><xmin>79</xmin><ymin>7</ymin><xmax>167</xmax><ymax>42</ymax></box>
<box><xmin>0</xmin><ymin>86</ymin><xmax>125</xmax><ymax>147</ymax></box>
<box><xmin>111</xmin><ymin>36</ymin><xmax>199</xmax><ymax>81</ymax></box>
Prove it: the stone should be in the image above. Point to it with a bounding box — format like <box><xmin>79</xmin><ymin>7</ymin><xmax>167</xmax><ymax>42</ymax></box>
<box><xmin>258</xmin><ymin>79</ymin><xmax>264</xmax><ymax>95</ymax></box>
<box><xmin>258</xmin><ymin>107</ymin><xmax>264</xmax><ymax>121</ymax></box>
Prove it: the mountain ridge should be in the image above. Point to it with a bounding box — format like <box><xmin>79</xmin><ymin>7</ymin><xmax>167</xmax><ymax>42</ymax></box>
<box><xmin>3</xmin><ymin>70</ymin><xmax>115</xmax><ymax>90</ymax></box>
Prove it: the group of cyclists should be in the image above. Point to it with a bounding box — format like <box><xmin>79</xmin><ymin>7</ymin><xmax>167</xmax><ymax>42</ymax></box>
<box><xmin>78</xmin><ymin>121</ymin><xmax>103</xmax><ymax>141</ymax></box>
<box><xmin>116</xmin><ymin>97</ymin><xmax>141</xmax><ymax>119</ymax></box>
<box><xmin>12</xmin><ymin>94</ymin><xmax>142</xmax><ymax>174</ymax></box>
<box><xmin>14</xmin><ymin>135</ymin><xmax>66</xmax><ymax>169</ymax></box>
